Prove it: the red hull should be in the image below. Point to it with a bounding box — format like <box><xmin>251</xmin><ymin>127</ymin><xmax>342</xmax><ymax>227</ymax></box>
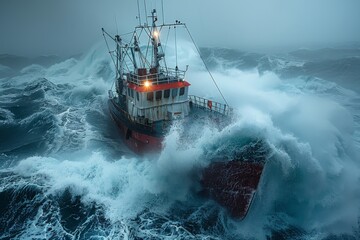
<box><xmin>110</xmin><ymin>111</ymin><xmax>163</xmax><ymax>154</ymax></box>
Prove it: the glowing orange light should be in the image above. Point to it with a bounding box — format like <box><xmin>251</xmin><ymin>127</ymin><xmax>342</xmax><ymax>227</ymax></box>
<box><xmin>144</xmin><ymin>80</ymin><xmax>151</xmax><ymax>87</ymax></box>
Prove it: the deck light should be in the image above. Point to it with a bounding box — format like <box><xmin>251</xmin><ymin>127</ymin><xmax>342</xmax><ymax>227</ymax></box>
<box><xmin>144</xmin><ymin>80</ymin><xmax>151</xmax><ymax>87</ymax></box>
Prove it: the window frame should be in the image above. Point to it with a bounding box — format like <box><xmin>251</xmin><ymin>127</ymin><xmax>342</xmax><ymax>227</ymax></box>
<box><xmin>147</xmin><ymin>92</ymin><xmax>154</xmax><ymax>101</ymax></box>
<box><xmin>164</xmin><ymin>89</ymin><xmax>170</xmax><ymax>99</ymax></box>
<box><xmin>179</xmin><ymin>87</ymin><xmax>185</xmax><ymax>96</ymax></box>
<box><xmin>156</xmin><ymin>90</ymin><xmax>162</xmax><ymax>100</ymax></box>
<box><xmin>172</xmin><ymin>88</ymin><xmax>178</xmax><ymax>98</ymax></box>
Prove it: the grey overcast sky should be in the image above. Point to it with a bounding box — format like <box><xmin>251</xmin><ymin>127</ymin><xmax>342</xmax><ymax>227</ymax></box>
<box><xmin>0</xmin><ymin>0</ymin><xmax>360</xmax><ymax>56</ymax></box>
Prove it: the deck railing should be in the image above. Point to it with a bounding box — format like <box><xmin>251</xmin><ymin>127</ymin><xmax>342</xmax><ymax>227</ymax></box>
<box><xmin>189</xmin><ymin>95</ymin><xmax>233</xmax><ymax>116</ymax></box>
<box><xmin>126</xmin><ymin>67</ymin><xmax>186</xmax><ymax>86</ymax></box>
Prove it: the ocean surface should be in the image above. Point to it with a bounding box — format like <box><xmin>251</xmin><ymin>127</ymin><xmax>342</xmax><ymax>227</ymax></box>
<box><xmin>0</xmin><ymin>44</ymin><xmax>360</xmax><ymax>239</ymax></box>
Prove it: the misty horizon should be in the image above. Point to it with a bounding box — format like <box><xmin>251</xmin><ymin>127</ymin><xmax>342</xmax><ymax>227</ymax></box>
<box><xmin>1</xmin><ymin>0</ymin><xmax>360</xmax><ymax>57</ymax></box>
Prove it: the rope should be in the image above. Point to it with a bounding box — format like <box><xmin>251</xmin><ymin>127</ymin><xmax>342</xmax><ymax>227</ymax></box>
<box><xmin>184</xmin><ymin>25</ymin><xmax>229</xmax><ymax>107</ymax></box>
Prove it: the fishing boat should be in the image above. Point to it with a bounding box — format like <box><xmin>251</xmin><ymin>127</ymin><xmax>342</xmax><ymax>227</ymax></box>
<box><xmin>102</xmin><ymin>5</ymin><xmax>266</xmax><ymax>219</ymax></box>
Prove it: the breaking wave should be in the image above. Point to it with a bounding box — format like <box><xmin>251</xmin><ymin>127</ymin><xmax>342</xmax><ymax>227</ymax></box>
<box><xmin>0</xmin><ymin>43</ymin><xmax>359</xmax><ymax>239</ymax></box>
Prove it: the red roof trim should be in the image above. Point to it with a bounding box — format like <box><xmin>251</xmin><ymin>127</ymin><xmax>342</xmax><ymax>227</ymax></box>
<box><xmin>128</xmin><ymin>81</ymin><xmax>191</xmax><ymax>92</ymax></box>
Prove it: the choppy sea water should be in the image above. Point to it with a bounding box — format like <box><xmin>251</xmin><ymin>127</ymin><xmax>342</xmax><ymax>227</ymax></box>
<box><xmin>0</xmin><ymin>44</ymin><xmax>360</xmax><ymax>239</ymax></box>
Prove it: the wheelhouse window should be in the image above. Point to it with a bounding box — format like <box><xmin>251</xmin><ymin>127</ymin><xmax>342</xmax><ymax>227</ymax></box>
<box><xmin>147</xmin><ymin>92</ymin><xmax>154</xmax><ymax>101</ymax></box>
<box><xmin>131</xmin><ymin>89</ymin><xmax>134</xmax><ymax>98</ymax></box>
<box><xmin>164</xmin><ymin>89</ymin><xmax>170</xmax><ymax>98</ymax></box>
<box><xmin>172</xmin><ymin>88</ymin><xmax>178</xmax><ymax>98</ymax></box>
<box><xmin>156</xmin><ymin>91</ymin><xmax>162</xmax><ymax>100</ymax></box>
<box><xmin>127</xmin><ymin>88</ymin><xmax>131</xmax><ymax>96</ymax></box>
<box><xmin>179</xmin><ymin>87</ymin><xmax>185</xmax><ymax>96</ymax></box>
<box><xmin>136</xmin><ymin>91</ymin><xmax>139</xmax><ymax>101</ymax></box>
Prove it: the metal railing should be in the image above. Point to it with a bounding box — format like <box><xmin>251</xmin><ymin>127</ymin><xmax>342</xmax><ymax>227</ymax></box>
<box><xmin>189</xmin><ymin>95</ymin><xmax>233</xmax><ymax>116</ymax></box>
<box><xmin>126</xmin><ymin>67</ymin><xmax>186</xmax><ymax>86</ymax></box>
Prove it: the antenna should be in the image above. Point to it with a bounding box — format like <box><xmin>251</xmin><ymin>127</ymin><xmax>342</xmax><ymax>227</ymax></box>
<box><xmin>115</xmin><ymin>16</ymin><xmax>119</xmax><ymax>35</ymax></box>
<box><xmin>143</xmin><ymin>0</ymin><xmax>149</xmax><ymax>26</ymax></box>
<box><xmin>174</xmin><ymin>25</ymin><xmax>178</xmax><ymax>70</ymax></box>
<box><xmin>136</xmin><ymin>0</ymin><xmax>142</xmax><ymax>25</ymax></box>
<box><xmin>161</xmin><ymin>0</ymin><xmax>165</xmax><ymax>25</ymax></box>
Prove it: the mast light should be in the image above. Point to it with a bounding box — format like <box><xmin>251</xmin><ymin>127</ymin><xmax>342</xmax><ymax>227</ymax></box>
<box><xmin>153</xmin><ymin>30</ymin><xmax>159</xmax><ymax>38</ymax></box>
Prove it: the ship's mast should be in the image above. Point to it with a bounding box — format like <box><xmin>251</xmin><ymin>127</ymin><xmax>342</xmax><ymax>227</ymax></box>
<box><xmin>151</xmin><ymin>9</ymin><xmax>162</xmax><ymax>70</ymax></box>
<box><xmin>115</xmin><ymin>35</ymin><xmax>122</xmax><ymax>79</ymax></box>
<box><xmin>131</xmin><ymin>36</ymin><xmax>139</xmax><ymax>69</ymax></box>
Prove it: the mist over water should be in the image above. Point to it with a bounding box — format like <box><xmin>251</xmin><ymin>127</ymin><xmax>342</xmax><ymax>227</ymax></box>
<box><xmin>0</xmin><ymin>42</ymin><xmax>360</xmax><ymax>239</ymax></box>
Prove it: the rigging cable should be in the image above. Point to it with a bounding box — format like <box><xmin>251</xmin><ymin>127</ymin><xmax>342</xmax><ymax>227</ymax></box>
<box><xmin>164</xmin><ymin>26</ymin><xmax>171</xmax><ymax>52</ymax></box>
<box><xmin>174</xmin><ymin>25</ymin><xmax>178</xmax><ymax>68</ymax></box>
<box><xmin>102</xmin><ymin>29</ymin><xmax>120</xmax><ymax>90</ymax></box>
<box><xmin>162</xmin><ymin>26</ymin><xmax>171</xmax><ymax>70</ymax></box>
<box><xmin>184</xmin><ymin>25</ymin><xmax>229</xmax><ymax>107</ymax></box>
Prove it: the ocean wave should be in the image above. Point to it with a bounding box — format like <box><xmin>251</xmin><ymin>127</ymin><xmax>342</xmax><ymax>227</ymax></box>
<box><xmin>0</xmin><ymin>45</ymin><xmax>359</xmax><ymax>239</ymax></box>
